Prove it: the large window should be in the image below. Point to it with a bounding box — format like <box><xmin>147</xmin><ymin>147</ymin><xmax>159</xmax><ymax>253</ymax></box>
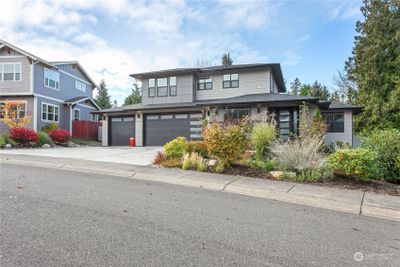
<box><xmin>198</xmin><ymin>77</ymin><xmax>212</xmax><ymax>90</ymax></box>
<box><xmin>169</xmin><ymin>76</ymin><xmax>177</xmax><ymax>96</ymax></box>
<box><xmin>75</xmin><ymin>80</ymin><xmax>87</xmax><ymax>92</ymax></box>
<box><xmin>157</xmin><ymin>78</ymin><xmax>168</xmax><ymax>97</ymax></box>
<box><xmin>0</xmin><ymin>101</ymin><xmax>26</xmax><ymax>119</ymax></box>
<box><xmin>44</xmin><ymin>68</ymin><xmax>60</xmax><ymax>90</ymax></box>
<box><xmin>322</xmin><ymin>112</ymin><xmax>344</xmax><ymax>133</ymax></box>
<box><xmin>148</xmin><ymin>78</ymin><xmax>156</xmax><ymax>98</ymax></box>
<box><xmin>42</xmin><ymin>103</ymin><xmax>59</xmax><ymax>122</ymax></box>
<box><xmin>0</xmin><ymin>63</ymin><xmax>21</xmax><ymax>81</ymax></box>
<box><xmin>224</xmin><ymin>108</ymin><xmax>250</xmax><ymax>121</ymax></box>
<box><xmin>223</xmin><ymin>73</ymin><xmax>239</xmax><ymax>88</ymax></box>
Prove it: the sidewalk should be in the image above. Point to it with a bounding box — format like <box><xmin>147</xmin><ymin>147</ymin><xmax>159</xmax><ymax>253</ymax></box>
<box><xmin>1</xmin><ymin>153</ymin><xmax>399</xmax><ymax>222</ymax></box>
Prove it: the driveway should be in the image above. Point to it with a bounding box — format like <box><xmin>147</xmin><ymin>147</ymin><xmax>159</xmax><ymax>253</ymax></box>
<box><xmin>0</xmin><ymin>146</ymin><xmax>162</xmax><ymax>166</ymax></box>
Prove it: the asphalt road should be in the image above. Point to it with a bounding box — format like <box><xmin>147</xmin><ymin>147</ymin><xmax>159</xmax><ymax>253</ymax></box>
<box><xmin>1</xmin><ymin>163</ymin><xmax>399</xmax><ymax>267</ymax></box>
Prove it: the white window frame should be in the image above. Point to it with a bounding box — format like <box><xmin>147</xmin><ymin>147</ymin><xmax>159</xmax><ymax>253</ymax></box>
<box><xmin>75</xmin><ymin>80</ymin><xmax>87</xmax><ymax>92</ymax></box>
<box><xmin>0</xmin><ymin>63</ymin><xmax>22</xmax><ymax>82</ymax></box>
<box><xmin>44</xmin><ymin>68</ymin><xmax>60</xmax><ymax>90</ymax></box>
<box><xmin>91</xmin><ymin>114</ymin><xmax>100</xmax><ymax>122</ymax></box>
<box><xmin>74</xmin><ymin>108</ymin><xmax>80</xmax><ymax>121</ymax></box>
<box><xmin>41</xmin><ymin>102</ymin><xmax>59</xmax><ymax>123</ymax></box>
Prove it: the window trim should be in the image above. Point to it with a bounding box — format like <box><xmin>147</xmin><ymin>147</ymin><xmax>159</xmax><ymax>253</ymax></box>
<box><xmin>222</xmin><ymin>73</ymin><xmax>239</xmax><ymax>89</ymax></box>
<box><xmin>73</xmin><ymin>108</ymin><xmax>80</xmax><ymax>121</ymax></box>
<box><xmin>41</xmin><ymin>102</ymin><xmax>60</xmax><ymax>123</ymax></box>
<box><xmin>322</xmin><ymin>112</ymin><xmax>345</xmax><ymax>133</ymax></box>
<box><xmin>44</xmin><ymin>67</ymin><xmax>60</xmax><ymax>91</ymax></box>
<box><xmin>0</xmin><ymin>62</ymin><xmax>22</xmax><ymax>82</ymax></box>
<box><xmin>148</xmin><ymin>78</ymin><xmax>156</xmax><ymax>98</ymax></box>
<box><xmin>198</xmin><ymin>77</ymin><xmax>213</xmax><ymax>90</ymax></box>
<box><xmin>169</xmin><ymin>76</ymin><xmax>177</xmax><ymax>96</ymax></box>
<box><xmin>75</xmin><ymin>80</ymin><xmax>87</xmax><ymax>92</ymax></box>
<box><xmin>156</xmin><ymin>77</ymin><xmax>168</xmax><ymax>97</ymax></box>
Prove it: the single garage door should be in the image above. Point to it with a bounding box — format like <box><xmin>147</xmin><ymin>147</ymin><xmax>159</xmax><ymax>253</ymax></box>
<box><xmin>109</xmin><ymin>116</ymin><xmax>135</xmax><ymax>146</ymax></box>
<box><xmin>145</xmin><ymin>113</ymin><xmax>203</xmax><ymax>146</ymax></box>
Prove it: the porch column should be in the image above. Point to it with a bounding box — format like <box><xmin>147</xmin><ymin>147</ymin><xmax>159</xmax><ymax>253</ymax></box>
<box><xmin>135</xmin><ymin>112</ymin><xmax>143</xmax><ymax>147</ymax></box>
<box><xmin>101</xmin><ymin>115</ymin><xmax>108</xmax><ymax>146</ymax></box>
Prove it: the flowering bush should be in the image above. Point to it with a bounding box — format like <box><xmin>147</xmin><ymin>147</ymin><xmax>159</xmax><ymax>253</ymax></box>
<box><xmin>48</xmin><ymin>129</ymin><xmax>71</xmax><ymax>144</ymax></box>
<box><xmin>9</xmin><ymin>127</ymin><xmax>39</xmax><ymax>145</ymax></box>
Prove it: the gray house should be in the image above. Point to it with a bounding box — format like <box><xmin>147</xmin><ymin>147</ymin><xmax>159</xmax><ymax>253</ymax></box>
<box><xmin>96</xmin><ymin>64</ymin><xmax>362</xmax><ymax>147</ymax></box>
<box><xmin>0</xmin><ymin>40</ymin><xmax>100</xmax><ymax>134</ymax></box>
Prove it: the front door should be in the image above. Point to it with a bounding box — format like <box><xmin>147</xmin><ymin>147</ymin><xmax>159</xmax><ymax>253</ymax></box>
<box><xmin>271</xmin><ymin>108</ymin><xmax>298</xmax><ymax>140</ymax></box>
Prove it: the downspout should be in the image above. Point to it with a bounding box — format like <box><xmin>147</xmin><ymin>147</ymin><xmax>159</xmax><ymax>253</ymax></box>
<box><xmin>31</xmin><ymin>59</ymin><xmax>39</xmax><ymax>131</ymax></box>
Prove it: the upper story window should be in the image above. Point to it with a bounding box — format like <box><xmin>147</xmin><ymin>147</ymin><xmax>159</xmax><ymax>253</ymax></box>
<box><xmin>322</xmin><ymin>112</ymin><xmax>344</xmax><ymax>133</ymax></box>
<box><xmin>169</xmin><ymin>76</ymin><xmax>177</xmax><ymax>96</ymax></box>
<box><xmin>42</xmin><ymin>103</ymin><xmax>59</xmax><ymax>122</ymax></box>
<box><xmin>75</xmin><ymin>80</ymin><xmax>87</xmax><ymax>92</ymax></box>
<box><xmin>223</xmin><ymin>73</ymin><xmax>239</xmax><ymax>88</ymax></box>
<box><xmin>157</xmin><ymin>78</ymin><xmax>168</xmax><ymax>97</ymax></box>
<box><xmin>44</xmin><ymin>68</ymin><xmax>60</xmax><ymax>90</ymax></box>
<box><xmin>0</xmin><ymin>63</ymin><xmax>21</xmax><ymax>82</ymax></box>
<box><xmin>198</xmin><ymin>77</ymin><xmax>212</xmax><ymax>90</ymax></box>
<box><xmin>148</xmin><ymin>78</ymin><xmax>156</xmax><ymax>98</ymax></box>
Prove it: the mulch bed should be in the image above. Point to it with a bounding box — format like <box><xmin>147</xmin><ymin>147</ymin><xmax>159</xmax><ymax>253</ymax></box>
<box><xmin>222</xmin><ymin>164</ymin><xmax>400</xmax><ymax>197</ymax></box>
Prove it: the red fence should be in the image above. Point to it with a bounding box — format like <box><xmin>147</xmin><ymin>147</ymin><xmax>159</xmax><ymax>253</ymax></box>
<box><xmin>72</xmin><ymin>120</ymin><xmax>101</xmax><ymax>140</ymax></box>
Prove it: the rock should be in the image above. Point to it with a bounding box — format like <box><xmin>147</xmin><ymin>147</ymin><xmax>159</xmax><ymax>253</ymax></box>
<box><xmin>270</xmin><ymin>171</ymin><xmax>296</xmax><ymax>179</ymax></box>
<box><xmin>67</xmin><ymin>141</ymin><xmax>79</xmax><ymax>147</ymax></box>
<box><xmin>208</xmin><ymin>159</ymin><xmax>217</xmax><ymax>167</ymax></box>
<box><xmin>270</xmin><ymin>171</ymin><xmax>284</xmax><ymax>179</ymax></box>
<box><xmin>42</xmin><ymin>144</ymin><xmax>51</xmax><ymax>148</ymax></box>
<box><xmin>5</xmin><ymin>144</ymin><xmax>12</xmax><ymax>149</ymax></box>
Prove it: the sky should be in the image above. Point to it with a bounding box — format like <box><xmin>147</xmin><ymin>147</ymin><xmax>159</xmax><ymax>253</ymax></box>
<box><xmin>0</xmin><ymin>0</ymin><xmax>363</xmax><ymax>105</ymax></box>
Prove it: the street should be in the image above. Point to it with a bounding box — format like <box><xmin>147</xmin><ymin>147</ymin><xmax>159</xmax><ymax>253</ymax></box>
<box><xmin>1</xmin><ymin>163</ymin><xmax>399</xmax><ymax>267</ymax></box>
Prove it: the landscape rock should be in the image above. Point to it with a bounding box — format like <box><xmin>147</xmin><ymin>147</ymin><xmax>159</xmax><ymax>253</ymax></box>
<box><xmin>208</xmin><ymin>159</ymin><xmax>217</xmax><ymax>167</ymax></box>
<box><xmin>42</xmin><ymin>144</ymin><xmax>52</xmax><ymax>148</ymax></box>
<box><xmin>270</xmin><ymin>171</ymin><xmax>296</xmax><ymax>179</ymax></box>
<box><xmin>5</xmin><ymin>144</ymin><xmax>12</xmax><ymax>149</ymax></box>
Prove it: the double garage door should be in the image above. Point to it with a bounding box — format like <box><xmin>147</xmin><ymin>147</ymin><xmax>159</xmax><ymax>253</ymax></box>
<box><xmin>144</xmin><ymin>113</ymin><xmax>203</xmax><ymax>146</ymax></box>
<box><xmin>109</xmin><ymin>116</ymin><xmax>135</xmax><ymax>146</ymax></box>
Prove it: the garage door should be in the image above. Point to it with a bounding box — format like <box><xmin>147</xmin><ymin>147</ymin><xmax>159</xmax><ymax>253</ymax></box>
<box><xmin>109</xmin><ymin>116</ymin><xmax>135</xmax><ymax>146</ymax></box>
<box><xmin>145</xmin><ymin>113</ymin><xmax>203</xmax><ymax>146</ymax></box>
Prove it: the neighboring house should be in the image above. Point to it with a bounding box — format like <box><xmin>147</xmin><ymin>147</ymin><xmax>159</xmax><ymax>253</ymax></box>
<box><xmin>0</xmin><ymin>40</ymin><xmax>100</xmax><ymax>134</ymax></box>
<box><xmin>95</xmin><ymin>64</ymin><xmax>362</xmax><ymax>147</ymax></box>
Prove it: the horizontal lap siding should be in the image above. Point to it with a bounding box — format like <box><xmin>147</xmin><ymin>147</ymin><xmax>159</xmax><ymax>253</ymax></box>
<box><xmin>325</xmin><ymin>110</ymin><xmax>353</xmax><ymax>146</ymax></box>
<box><xmin>0</xmin><ymin>55</ymin><xmax>31</xmax><ymax>94</ymax></box>
<box><xmin>36</xmin><ymin>96</ymin><xmax>70</xmax><ymax>131</ymax></box>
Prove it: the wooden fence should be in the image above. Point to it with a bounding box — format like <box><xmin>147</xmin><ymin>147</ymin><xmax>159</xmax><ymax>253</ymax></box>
<box><xmin>72</xmin><ymin>120</ymin><xmax>101</xmax><ymax>140</ymax></box>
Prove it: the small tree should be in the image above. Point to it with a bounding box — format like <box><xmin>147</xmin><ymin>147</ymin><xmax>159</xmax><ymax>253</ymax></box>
<box><xmin>290</xmin><ymin>78</ymin><xmax>301</xmax><ymax>96</ymax></box>
<box><xmin>221</xmin><ymin>53</ymin><xmax>233</xmax><ymax>66</ymax></box>
<box><xmin>1</xmin><ymin>100</ymin><xmax>30</xmax><ymax>128</ymax></box>
<box><xmin>95</xmin><ymin>79</ymin><xmax>112</xmax><ymax>109</ymax></box>
<box><xmin>123</xmin><ymin>83</ymin><xmax>142</xmax><ymax>106</ymax></box>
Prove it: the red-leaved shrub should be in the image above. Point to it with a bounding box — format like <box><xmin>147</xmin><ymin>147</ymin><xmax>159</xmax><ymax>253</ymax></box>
<box><xmin>152</xmin><ymin>151</ymin><xmax>166</xmax><ymax>165</ymax></box>
<box><xmin>48</xmin><ymin>129</ymin><xmax>71</xmax><ymax>143</ymax></box>
<box><xmin>9</xmin><ymin>127</ymin><xmax>39</xmax><ymax>145</ymax></box>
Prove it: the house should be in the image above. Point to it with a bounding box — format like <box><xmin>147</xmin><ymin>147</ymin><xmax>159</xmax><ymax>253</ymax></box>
<box><xmin>94</xmin><ymin>64</ymin><xmax>362</xmax><ymax>147</ymax></box>
<box><xmin>0</xmin><ymin>40</ymin><xmax>100</xmax><ymax>134</ymax></box>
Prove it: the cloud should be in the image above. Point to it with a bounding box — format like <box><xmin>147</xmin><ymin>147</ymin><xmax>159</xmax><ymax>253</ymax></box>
<box><xmin>328</xmin><ymin>0</ymin><xmax>362</xmax><ymax>21</ymax></box>
<box><xmin>282</xmin><ymin>51</ymin><xmax>301</xmax><ymax>67</ymax></box>
<box><xmin>298</xmin><ymin>34</ymin><xmax>310</xmax><ymax>43</ymax></box>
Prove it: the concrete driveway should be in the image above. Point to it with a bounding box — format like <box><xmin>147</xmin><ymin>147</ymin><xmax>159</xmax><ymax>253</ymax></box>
<box><xmin>0</xmin><ymin>146</ymin><xmax>162</xmax><ymax>166</ymax></box>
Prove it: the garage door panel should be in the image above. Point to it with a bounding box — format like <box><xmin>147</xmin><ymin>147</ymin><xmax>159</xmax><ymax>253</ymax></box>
<box><xmin>110</xmin><ymin>117</ymin><xmax>135</xmax><ymax>146</ymax></box>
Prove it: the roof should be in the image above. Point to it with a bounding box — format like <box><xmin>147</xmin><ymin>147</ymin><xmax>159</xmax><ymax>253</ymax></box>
<box><xmin>51</xmin><ymin>61</ymin><xmax>97</xmax><ymax>88</ymax></box>
<box><xmin>64</xmin><ymin>96</ymin><xmax>101</xmax><ymax>110</ymax></box>
<box><xmin>130</xmin><ymin>63</ymin><xmax>286</xmax><ymax>93</ymax></box>
<box><xmin>327</xmin><ymin>102</ymin><xmax>364</xmax><ymax>114</ymax></box>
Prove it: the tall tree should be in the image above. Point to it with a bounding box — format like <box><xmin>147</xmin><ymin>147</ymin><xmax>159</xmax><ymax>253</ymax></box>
<box><xmin>346</xmin><ymin>0</ymin><xmax>400</xmax><ymax>131</ymax></box>
<box><xmin>95</xmin><ymin>79</ymin><xmax>112</xmax><ymax>109</ymax></box>
<box><xmin>299</xmin><ymin>81</ymin><xmax>330</xmax><ymax>100</ymax></box>
<box><xmin>329</xmin><ymin>91</ymin><xmax>342</xmax><ymax>103</ymax></box>
<box><xmin>124</xmin><ymin>83</ymin><xmax>142</xmax><ymax>106</ymax></box>
<box><xmin>332</xmin><ymin>70</ymin><xmax>357</xmax><ymax>104</ymax></box>
<box><xmin>221</xmin><ymin>53</ymin><xmax>233</xmax><ymax>66</ymax></box>
<box><xmin>290</xmin><ymin>77</ymin><xmax>301</xmax><ymax>96</ymax></box>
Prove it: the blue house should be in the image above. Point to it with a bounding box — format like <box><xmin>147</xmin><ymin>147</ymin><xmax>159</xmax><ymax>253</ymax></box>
<box><xmin>0</xmin><ymin>40</ymin><xmax>100</xmax><ymax>134</ymax></box>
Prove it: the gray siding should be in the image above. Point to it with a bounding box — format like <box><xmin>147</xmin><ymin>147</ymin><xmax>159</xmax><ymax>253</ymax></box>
<box><xmin>142</xmin><ymin>75</ymin><xmax>194</xmax><ymax>105</ymax></box>
<box><xmin>55</xmin><ymin>64</ymin><xmax>87</xmax><ymax>81</ymax></box>
<box><xmin>0</xmin><ymin>55</ymin><xmax>31</xmax><ymax>94</ymax></box>
<box><xmin>36</xmin><ymin>96</ymin><xmax>69</xmax><ymax>131</ymax></box>
<box><xmin>196</xmin><ymin>69</ymin><xmax>272</xmax><ymax>100</ymax></box>
<box><xmin>0</xmin><ymin>96</ymin><xmax>34</xmax><ymax>134</ymax></box>
<box><xmin>325</xmin><ymin>110</ymin><xmax>353</xmax><ymax>146</ymax></box>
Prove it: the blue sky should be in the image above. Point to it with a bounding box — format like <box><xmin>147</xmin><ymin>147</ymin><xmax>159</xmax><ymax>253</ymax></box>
<box><xmin>0</xmin><ymin>0</ymin><xmax>362</xmax><ymax>104</ymax></box>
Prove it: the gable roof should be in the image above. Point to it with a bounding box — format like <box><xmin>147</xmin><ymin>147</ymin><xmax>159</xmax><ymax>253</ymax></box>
<box><xmin>64</xmin><ymin>96</ymin><xmax>101</xmax><ymax>110</ymax></box>
<box><xmin>51</xmin><ymin>61</ymin><xmax>97</xmax><ymax>88</ymax></box>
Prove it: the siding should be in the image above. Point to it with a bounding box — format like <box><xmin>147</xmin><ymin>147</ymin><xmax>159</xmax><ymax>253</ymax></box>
<box><xmin>325</xmin><ymin>110</ymin><xmax>353</xmax><ymax>146</ymax></box>
<box><xmin>0</xmin><ymin>96</ymin><xmax>34</xmax><ymax>134</ymax></box>
<box><xmin>0</xmin><ymin>55</ymin><xmax>31</xmax><ymax>94</ymax></box>
<box><xmin>36</xmin><ymin>96</ymin><xmax>69</xmax><ymax>131</ymax></box>
<box><xmin>56</xmin><ymin>64</ymin><xmax>87</xmax><ymax>81</ymax></box>
<box><xmin>196</xmin><ymin>69</ymin><xmax>272</xmax><ymax>100</ymax></box>
<box><xmin>142</xmin><ymin>75</ymin><xmax>194</xmax><ymax>105</ymax></box>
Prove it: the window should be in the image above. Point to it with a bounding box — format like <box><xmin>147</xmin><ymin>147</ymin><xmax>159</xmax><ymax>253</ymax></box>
<box><xmin>157</xmin><ymin>78</ymin><xmax>168</xmax><ymax>97</ymax></box>
<box><xmin>75</xmin><ymin>80</ymin><xmax>87</xmax><ymax>92</ymax></box>
<box><xmin>224</xmin><ymin>108</ymin><xmax>250</xmax><ymax>121</ymax></box>
<box><xmin>223</xmin><ymin>73</ymin><xmax>239</xmax><ymax>88</ymax></box>
<box><xmin>0</xmin><ymin>63</ymin><xmax>21</xmax><ymax>81</ymax></box>
<box><xmin>322</xmin><ymin>112</ymin><xmax>344</xmax><ymax>133</ymax></box>
<box><xmin>0</xmin><ymin>101</ymin><xmax>26</xmax><ymax>119</ymax></box>
<box><xmin>42</xmin><ymin>103</ymin><xmax>59</xmax><ymax>122</ymax></box>
<box><xmin>198</xmin><ymin>77</ymin><xmax>212</xmax><ymax>90</ymax></box>
<box><xmin>74</xmin><ymin>109</ymin><xmax>80</xmax><ymax>120</ymax></box>
<box><xmin>169</xmin><ymin>76</ymin><xmax>177</xmax><ymax>96</ymax></box>
<box><xmin>148</xmin><ymin>78</ymin><xmax>156</xmax><ymax>98</ymax></box>
<box><xmin>44</xmin><ymin>68</ymin><xmax>60</xmax><ymax>90</ymax></box>
<box><xmin>91</xmin><ymin>114</ymin><xmax>100</xmax><ymax>121</ymax></box>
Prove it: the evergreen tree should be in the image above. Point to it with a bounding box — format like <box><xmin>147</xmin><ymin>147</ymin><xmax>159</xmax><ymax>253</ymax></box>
<box><xmin>299</xmin><ymin>81</ymin><xmax>330</xmax><ymax>100</ymax></box>
<box><xmin>221</xmin><ymin>53</ymin><xmax>233</xmax><ymax>66</ymax></box>
<box><xmin>290</xmin><ymin>78</ymin><xmax>301</xmax><ymax>95</ymax></box>
<box><xmin>95</xmin><ymin>79</ymin><xmax>112</xmax><ymax>109</ymax></box>
<box><xmin>123</xmin><ymin>83</ymin><xmax>142</xmax><ymax>106</ymax></box>
<box><xmin>330</xmin><ymin>91</ymin><xmax>342</xmax><ymax>103</ymax></box>
<box><xmin>346</xmin><ymin>0</ymin><xmax>400</xmax><ymax>131</ymax></box>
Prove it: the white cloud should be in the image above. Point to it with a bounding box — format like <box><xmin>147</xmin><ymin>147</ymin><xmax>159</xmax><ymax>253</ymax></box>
<box><xmin>282</xmin><ymin>50</ymin><xmax>301</xmax><ymax>67</ymax></box>
<box><xmin>298</xmin><ymin>34</ymin><xmax>310</xmax><ymax>43</ymax></box>
<box><xmin>328</xmin><ymin>0</ymin><xmax>362</xmax><ymax>21</ymax></box>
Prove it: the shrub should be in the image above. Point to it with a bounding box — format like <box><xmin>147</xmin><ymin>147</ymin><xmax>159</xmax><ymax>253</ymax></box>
<box><xmin>250</xmin><ymin>123</ymin><xmax>276</xmax><ymax>160</ymax></box>
<box><xmin>272</xmin><ymin>135</ymin><xmax>325</xmax><ymax>173</ymax></box>
<box><xmin>160</xmin><ymin>158</ymin><xmax>182</xmax><ymax>168</ymax></box>
<box><xmin>9</xmin><ymin>127</ymin><xmax>39</xmax><ymax>145</ymax></box>
<box><xmin>328</xmin><ymin>148</ymin><xmax>379</xmax><ymax>180</ymax></box>
<box><xmin>215</xmin><ymin>162</ymin><xmax>225</xmax><ymax>173</ymax></box>
<box><xmin>48</xmin><ymin>129</ymin><xmax>71</xmax><ymax>144</ymax></box>
<box><xmin>41</xmin><ymin>123</ymin><xmax>59</xmax><ymax>133</ymax></box>
<box><xmin>184</xmin><ymin>141</ymin><xmax>208</xmax><ymax>158</ymax></box>
<box><xmin>1</xmin><ymin>134</ymin><xmax>15</xmax><ymax>145</ymax></box>
<box><xmin>202</xmin><ymin>118</ymin><xmax>251</xmax><ymax>164</ymax></box>
<box><xmin>197</xmin><ymin>160</ymin><xmax>208</xmax><ymax>172</ymax></box>
<box><xmin>361</xmin><ymin>129</ymin><xmax>400</xmax><ymax>182</ymax></box>
<box><xmin>243</xmin><ymin>159</ymin><xmax>276</xmax><ymax>172</ymax></box>
<box><xmin>0</xmin><ymin>135</ymin><xmax>5</xmax><ymax>147</ymax></box>
<box><xmin>36</xmin><ymin>131</ymin><xmax>53</xmax><ymax>147</ymax></box>
<box><xmin>152</xmin><ymin>151</ymin><xmax>166</xmax><ymax>165</ymax></box>
<box><xmin>296</xmin><ymin>168</ymin><xmax>324</xmax><ymax>182</ymax></box>
<box><xmin>164</xmin><ymin>136</ymin><xmax>186</xmax><ymax>159</ymax></box>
